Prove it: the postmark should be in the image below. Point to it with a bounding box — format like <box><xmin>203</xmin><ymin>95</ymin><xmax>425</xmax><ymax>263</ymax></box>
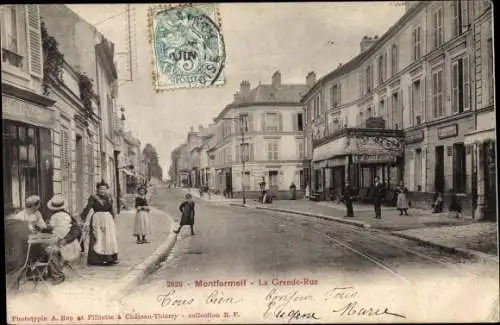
<box><xmin>148</xmin><ymin>3</ymin><xmax>226</xmax><ymax>91</ymax></box>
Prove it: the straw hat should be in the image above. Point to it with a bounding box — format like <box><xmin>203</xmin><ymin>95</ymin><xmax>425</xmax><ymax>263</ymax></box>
<box><xmin>47</xmin><ymin>195</ymin><xmax>67</xmax><ymax>212</ymax></box>
<box><xmin>25</xmin><ymin>195</ymin><xmax>41</xmax><ymax>209</ymax></box>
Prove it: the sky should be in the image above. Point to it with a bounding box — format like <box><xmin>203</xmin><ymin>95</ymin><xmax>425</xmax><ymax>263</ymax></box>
<box><xmin>67</xmin><ymin>2</ymin><xmax>405</xmax><ymax>178</ymax></box>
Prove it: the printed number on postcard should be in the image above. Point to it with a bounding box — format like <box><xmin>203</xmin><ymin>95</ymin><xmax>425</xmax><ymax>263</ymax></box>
<box><xmin>149</xmin><ymin>4</ymin><xmax>225</xmax><ymax>91</ymax></box>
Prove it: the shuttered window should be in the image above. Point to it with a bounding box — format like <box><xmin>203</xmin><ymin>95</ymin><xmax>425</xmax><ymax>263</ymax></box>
<box><xmin>266</xmin><ymin>141</ymin><xmax>279</xmax><ymax>161</ymax></box>
<box><xmin>432</xmin><ymin>69</ymin><xmax>444</xmax><ymax>118</ymax></box>
<box><xmin>26</xmin><ymin>5</ymin><xmax>43</xmax><ymax>77</ymax></box>
<box><xmin>60</xmin><ymin>127</ymin><xmax>72</xmax><ymax>209</ymax></box>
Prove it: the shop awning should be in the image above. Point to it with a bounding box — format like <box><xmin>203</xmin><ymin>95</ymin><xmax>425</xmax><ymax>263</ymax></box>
<box><xmin>464</xmin><ymin>128</ymin><xmax>496</xmax><ymax>144</ymax></box>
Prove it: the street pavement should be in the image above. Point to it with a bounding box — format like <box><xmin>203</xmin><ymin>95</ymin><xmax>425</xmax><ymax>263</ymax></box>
<box><xmin>6</xmin><ymin>187</ymin><xmax>173</xmax><ymax>316</ymax></box>
<box><xmin>121</xmin><ymin>189</ymin><xmax>499</xmax><ymax>323</ymax></box>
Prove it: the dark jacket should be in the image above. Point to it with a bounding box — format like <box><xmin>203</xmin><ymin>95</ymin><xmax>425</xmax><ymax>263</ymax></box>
<box><xmin>58</xmin><ymin>210</ymin><xmax>82</xmax><ymax>245</ymax></box>
<box><xmin>135</xmin><ymin>196</ymin><xmax>150</xmax><ymax>211</ymax></box>
<box><xmin>179</xmin><ymin>200</ymin><xmax>195</xmax><ymax>226</ymax></box>
<box><xmin>5</xmin><ymin>219</ymin><xmax>31</xmax><ymax>274</ymax></box>
<box><xmin>372</xmin><ymin>183</ymin><xmax>385</xmax><ymax>202</ymax></box>
<box><xmin>343</xmin><ymin>185</ymin><xmax>354</xmax><ymax>201</ymax></box>
<box><xmin>81</xmin><ymin>194</ymin><xmax>115</xmax><ymax>221</ymax></box>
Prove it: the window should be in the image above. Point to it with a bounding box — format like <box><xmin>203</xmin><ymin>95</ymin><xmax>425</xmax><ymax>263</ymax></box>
<box><xmin>378</xmin><ymin>55</ymin><xmax>385</xmax><ymax>84</ymax></box>
<box><xmin>265</xmin><ymin>113</ymin><xmax>279</xmax><ymax>132</ymax></box>
<box><xmin>240</xmin><ymin>143</ymin><xmax>250</xmax><ymax>162</ymax></box>
<box><xmin>269</xmin><ymin>171</ymin><xmax>279</xmax><ymax>190</ymax></box>
<box><xmin>452</xmin><ymin>56</ymin><xmax>470</xmax><ymax>114</ymax></box>
<box><xmin>107</xmin><ymin>95</ymin><xmax>113</xmax><ymax>137</ymax></box>
<box><xmin>3</xmin><ymin>5</ymin><xmax>19</xmax><ymax>53</ymax></box>
<box><xmin>451</xmin><ymin>1</ymin><xmax>462</xmax><ymax>37</ymax></box>
<box><xmin>391</xmin><ymin>44</ymin><xmax>398</xmax><ymax>75</ymax></box>
<box><xmin>3</xmin><ymin>122</ymin><xmax>41</xmax><ymax>211</ymax></box>
<box><xmin>487</xmin><ymin>38</ymin><xmax>494</xmax><ymax>104</ymax></box>
<box><xmin>379</xmin><ymin>99</ymin><xmax>385</xmax><ymax>118</ymax></box>
<box><xmin>313</xmin><ymin>95</ymin><xmax>321</xmax><ymax>117</ymax></box>
<box><xmin>412</xmin><ymin>25</ymin><xmax>422</xmax><ymax>61</ymax></box>
<box><xmin>266</xmin><ymin>141</ymin><xmax>279</xmax><ymax>161</ymax></box>
<box><xmin>330</xmin><ymin>84</ymin><xmax>340</xmax><ymax>109</ymax></box>
<box><xmin>297</xmin><ymin>113</ymin><xmax>304</xmax><ymax>131</ymax></box>
<box><xmin>297</xmin><ymin>139</ymin><xmax>305</xmax><ymax>160</ymax></box>
<box><xmin>239</xmin><ymin>113</ymin><xmax>249</xmax><ymax>132</ymax></box>
<box><xmin>432</xmin><ymin>69</ymin><xmax>444</xmax><ymax>118</ymax></box>
<box><xmin>391</xmin><ymin>93</ymin><xmax>400</xmax><ymax>129</ymax></box>
<box><xmin>366</xmin><ymin>65</ymin><xmax>372</xmax><ymax>92</ymax></box>
<box><xmin>433</xmin><ymin>8</ymin><xmax>443</xmax><ymax>49</ymax></box>
<box><xmin>411</xmin><ymin>80</ymin><xmax>422</xmax><ymax>124</ymax></box>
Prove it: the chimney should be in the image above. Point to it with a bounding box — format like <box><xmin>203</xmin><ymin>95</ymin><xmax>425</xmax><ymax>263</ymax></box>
<box><xmin>272</xmin><ymin>70</ymin><xmax>281</xmax><ymax>87</ymax></box>
<box><xmin>306</xmin><ymin>71</ymin><xmax>316</xmax><ymax>87</ymax></box>
<box><xmin>360</xmin><ymin>35</ymin><xmax>376</xmax><ymax>53</ymax></box>
<box><xmin>240</xmin><ymin>80</ymin><xmax>250</xmax><ymax>97</ymax></box>
<box><xmin>233</xmin><ymin>92</ymin><xmax>241</xmax><ymax>103</ymax></box>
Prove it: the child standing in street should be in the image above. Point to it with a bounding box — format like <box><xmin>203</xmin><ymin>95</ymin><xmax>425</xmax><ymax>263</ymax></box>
<box><xmin>133</xmin><ymin>186</ymin><xmax>152</xmax><ymax>244</ymax></box>
<box><xmin>174</xmin><ymin>193</ymin><xmax>195</xmax><ymax>236</ymax></box>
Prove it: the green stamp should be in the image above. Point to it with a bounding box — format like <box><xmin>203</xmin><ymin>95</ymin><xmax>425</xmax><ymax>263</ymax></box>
<box><xmin>149</xmin><ymin>4</ymin><xmax>226</xmax><ymax>91</ymax></box>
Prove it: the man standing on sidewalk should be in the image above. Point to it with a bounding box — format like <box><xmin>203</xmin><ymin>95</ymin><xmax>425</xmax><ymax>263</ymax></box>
<box><xmin>372</xmin><ymin>176</ymin><xmax>384</xmax><ymax>219</ymax></box>
<box><xmin>343</xmin><ymin>181</ymin><xmax>355</xmax><ymax>218</ymax></box>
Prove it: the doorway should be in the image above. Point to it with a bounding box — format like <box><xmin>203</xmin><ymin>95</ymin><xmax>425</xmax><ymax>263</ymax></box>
<box><xmin>434</xmin><ymin>146</ymin><xmax>445</xmax><ymax>193</ymax></box>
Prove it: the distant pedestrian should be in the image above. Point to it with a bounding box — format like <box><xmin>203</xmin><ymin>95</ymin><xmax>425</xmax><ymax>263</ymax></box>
<box><xmin>133</xmin><ymin>186</ymin><xmax>152</xmax><ymax>244</ymax></box>
<box><xmin>396</xmin><ymin>183</ymin><xmax>409</xmax><ymax>216</ymax></box>
<box><xmin>174</xmin><ymin>193</ymin><xmax>195</xmax><ymax>236</ymax></box>
<box><xmin>305</xmin><ymin>185</ymin><xmax>310</xmax><ymax>200</ymax></box>
<box><xmin>449</xmin><ymin>192</ymin><xmax>462</xmax><ymax>218</ymax></box>
<box><xmin>372</xmin><ymin>176</ymin><xmax>384</xmax><ymax>219</ymax></box>
<box><xmin>343</xmin><ymin>181</ymin><xmax>355</xmax><ymax>218</ymax></box>
<box><xmin>289</xmin><ymin>182</ymin><xmax>297</xmax><ymax>200</ymax></box>
<box><xmin>432</xmin><ymin>192</ymin><xmax>444</xmax><ymax>213</ymax></box>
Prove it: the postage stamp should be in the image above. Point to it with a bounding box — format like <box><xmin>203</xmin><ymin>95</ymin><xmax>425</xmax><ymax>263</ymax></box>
<box><xmin>148</xmin><ymin>3</ymin><xmax>226</xmax><ymax>91</ymax></box>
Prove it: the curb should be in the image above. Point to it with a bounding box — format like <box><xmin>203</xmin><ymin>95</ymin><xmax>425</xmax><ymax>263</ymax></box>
<box><xmin>390</xmin><ymin>232</ymin><xmax>499</xmax><ymax>264</ymax></box>
<box><xmin>255</xmin><ymin>206</ymin><xmax>371</xmax><ymax>229</ymax></box>
<box><xmin>248</xmin><ymin>206</ymin><xmax>498</xmax><ymax>264</ymax></box>
<box><xmin>109</xmin><ymin>207</ymin><xmax>178</xmax><ymax>300</ymax></box>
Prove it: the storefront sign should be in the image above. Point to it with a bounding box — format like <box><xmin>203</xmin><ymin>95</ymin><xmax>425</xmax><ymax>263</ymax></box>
<box><xmin>353</xmin><ymin>154</ymin><xmax>397</xmax><ymax>164</ymax></box>
<box><xmin>405</xmin><ymin>129</ymin><xmax>424</xmax><ymax>144</ymax></box>
<box><xmin>438</xmin><ymin>124</ymin><xmax>458</xmax><ymax>139</ymax></box>
<box><xmin>2</xmin><ymin>96</ymin><xmax>57</xmax><ymax>129</ymax></box>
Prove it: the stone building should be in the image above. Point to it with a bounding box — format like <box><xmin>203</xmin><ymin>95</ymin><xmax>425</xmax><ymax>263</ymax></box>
<box><xmin>303</xmin><ymin>1</ymin><xmax>487</xmax><ymax>217</ymax></box>
<box><xmin>465</xmin><ymin>1</ymin><xmax>495</xmax><ymax>220</ymax></box>
<box><xmin>2</xmin><ymin>5</ymin><xmax>57</xmax><ymax>217</ymax></box>
<box><xmin>211</xmin><ymin>71</ymin><xmax>309</xmax><ymax>199</ymax></box>
<box><xmin>40</xmin><ymin>4</ymin><xmax>119</xmax><ymax>211</ymax></box>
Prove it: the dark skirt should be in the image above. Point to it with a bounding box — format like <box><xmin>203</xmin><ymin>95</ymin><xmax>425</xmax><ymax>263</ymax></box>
<box><xmin>180</xmin><ymin>213</ymin><xmax>194</xmax><ymax>226</ymax></box>
<box><xmin>87</xmin><ymin>225</ymin><xmax>118</xmax><ymax>266</ymax></box>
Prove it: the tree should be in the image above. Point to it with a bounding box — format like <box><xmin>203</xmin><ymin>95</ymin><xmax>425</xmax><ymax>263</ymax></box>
<box><xmin>143</xmin><ymin>143</ymin><xmax>163</xmax><ymax>181</ymax></box>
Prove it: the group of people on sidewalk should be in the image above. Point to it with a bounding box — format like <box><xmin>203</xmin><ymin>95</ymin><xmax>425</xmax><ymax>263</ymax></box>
<box><xmin>5</xmin><ymin>180</ymin><xmax>155</xmax><ymax>288</ymax></box>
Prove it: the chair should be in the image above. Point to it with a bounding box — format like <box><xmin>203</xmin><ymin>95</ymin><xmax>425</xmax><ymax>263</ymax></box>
<box><xmin>11</xmin><ymin>234</ymin><xmax>57</xmax><ymax>292</ymax></box>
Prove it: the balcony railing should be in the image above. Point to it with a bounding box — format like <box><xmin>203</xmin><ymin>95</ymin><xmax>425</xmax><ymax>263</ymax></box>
<box><xmin>2</xmin><ymin>48</ymin><xmax>23</xmax><ymax>69</ymax></box>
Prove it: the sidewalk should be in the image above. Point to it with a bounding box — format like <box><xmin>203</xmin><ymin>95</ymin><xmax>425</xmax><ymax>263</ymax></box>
<box><xmin>7</xmin><ymin>204</ymin><xmax>176</xmax><ymax>315</ymax></box>
<box><xmin>241</xmin><ymin>199</ymin><xmax>498</xmax><ymax>261</ymax></box>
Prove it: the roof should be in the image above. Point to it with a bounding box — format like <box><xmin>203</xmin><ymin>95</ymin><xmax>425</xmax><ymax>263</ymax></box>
<box><xmin>301</xmin><ymin>1</ymin><xmax>427</xmax><ymax>101</ymax></box>
<box><xmin>214</xmin><ymin>83</ymin><xmax>308</xmax><ymax>121</ymax></box>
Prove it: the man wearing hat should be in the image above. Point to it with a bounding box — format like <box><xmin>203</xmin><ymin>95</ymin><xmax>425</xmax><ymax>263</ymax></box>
<box><xmin>12</xmin><ymin>195</ymin><xmax>50</xmax><ymax>234</ymax></box>
<box><xmin>45</xmin><ymin>195</ymin><xmax>83</xmax><ymax>285</ymax></box>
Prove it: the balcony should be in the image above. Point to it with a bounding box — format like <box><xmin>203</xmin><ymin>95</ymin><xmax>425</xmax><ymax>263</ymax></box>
<box><xmin>2</xmin><ymin>48</ymin><xmax>23</xmax><ymax>69</ymax></box>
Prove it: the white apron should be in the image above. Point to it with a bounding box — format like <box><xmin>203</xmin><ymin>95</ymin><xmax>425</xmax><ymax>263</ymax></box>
<box><xmin>92</xmin><ymin>211</ymin><xmax>119</xmax><ymax>255</ymax></box>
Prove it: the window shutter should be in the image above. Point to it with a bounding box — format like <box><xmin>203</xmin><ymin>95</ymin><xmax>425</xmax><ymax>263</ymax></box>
<box><xmin>247</xmin><ymin>112</ymin><xmax>253</xmax><ymax>131</ymax></box>
<box><xmin>461</xmin><ymin>0</ymin><xmax>469</xmax><ymax>31</ymax></box>
<box><xmin>26</xmin><ymin>5</ymin><xmax>43</xmax><ymax>78</ymax></box>
<box><xmin>235</xmin><ymin>145</ymin><xmax>240</xmax><ymax>163</ymax></box>
<box><xmin>422</xmin><ymin>77</ymin><xmax>426</xmax><ymax>122</ymax></box>
<box><xmin>463</xmin><ymin>55</ymin><xmax>470</xmax><ymax>111</ymax></box>
<box><xmin>399</xmin><ymin>89</ymin><xmax>404</xmax><ymax>128</ymax></box>
<box><xmin>278</xmin><ymin>113</ymin><xmax>283</xmax><ymax>132</ymax></box>
<box><xmin>262</xmin><ymin>113</ymin><xmax>266</xmax><ymax>132</ymax></box>
<box><xmin>293</xmin><ymin>113</ymin><xmax>298</xmax><ymax>131</ymax></box>
<box><xmin>408</xmin><ymin>84</ymin><xmax>413</xmax><ymax>126</ymax></box>
<box><xmin>249</xmin><ymin>143</ymin><xmax>254</xmax><ymax>161</ymax></box>
<box><xmin>338</xmin><ymin>83</ymin><xmax>342</xmax><ymax>105</ymax></box>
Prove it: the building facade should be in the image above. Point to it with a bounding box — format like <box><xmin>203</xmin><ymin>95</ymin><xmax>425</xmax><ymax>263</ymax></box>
<box><xmin>210</xmin><ymin>71</ymin><xmax>308</xmax><ymax>199</ymax></box>
<box><xmin>465</xmin><ymin>0</ymin><xmax>495</xmax><ymax>220</ymax></box>
<box><xmin>2</xmin><ymin>4</ymin><xmax>57</xmax><ymax>217</ymax></box>
<box><xmin>304</xmin><ymin>1</ymin><xmax>492</xmax><ymax>218</ymax></box>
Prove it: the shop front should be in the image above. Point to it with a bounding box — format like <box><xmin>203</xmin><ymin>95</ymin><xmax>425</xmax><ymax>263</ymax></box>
<box><xmin>312</xmin><ymin>128</ymin><xmax>404</xmax><ymax>203</ymax></box>
<box><xmin>2</xmin><ymin>85</ymin><xmax>56</xmax><ymax>217</ymax></box>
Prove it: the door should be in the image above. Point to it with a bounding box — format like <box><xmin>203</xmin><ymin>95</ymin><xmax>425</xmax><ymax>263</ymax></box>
<box><xmin>75</xmin><ymin>134</ymin><xmax>84</xmax><ymax>213</ymax></box>
<box><xmin>414</xmin><ymin>149</ymin><xmax>422</xmax><ymax>191</ymax></box>
<box><xmin>269</xmin><ymin>171</ymin><xmax>279</xmax><ymax>191</ymax></box>
<box><xmin>334</xmin><ymin>166</ymin><xmax>345</xmax><ymax>198</ymax></box>
<box><xmin>434</xmin><ymin>146</ymin><xmax>445</xmax><ymax>193</ymax></box>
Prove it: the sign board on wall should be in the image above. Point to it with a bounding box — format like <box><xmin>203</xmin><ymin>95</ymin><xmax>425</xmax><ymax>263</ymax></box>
<box><xmin>405</xmin><ymin>129</ymin><xmax>424</xmax><ymax>144</ymax></box>
<box><xmin>2</xmin><ymin>96</ymin><xmax>57</xmax><ymax>129</ymax></box>
<box><xmin>438</xmin><ymin>124</ymin><xmax>458</xmax><ymax>139</ymax></box>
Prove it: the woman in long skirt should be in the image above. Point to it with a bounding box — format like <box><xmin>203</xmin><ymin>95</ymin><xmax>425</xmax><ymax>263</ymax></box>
<box><xmin>173</xmin><ymin>193</ymin><xmax>195</xmax><ymax>236</ymax></box>
<box><xmin>396</xmin><ymin>183</ymin><xmax>409</xmax><ymax>216</ymax></box>
<box><xmin>133</xmin><ymin>185</ymin><xmax>152</xmax><ymax>244</ymax></box>
<box><xmin>80</xmin><ymin>180</ymin><xmax>119</xmax><ymax>266</ymax></box>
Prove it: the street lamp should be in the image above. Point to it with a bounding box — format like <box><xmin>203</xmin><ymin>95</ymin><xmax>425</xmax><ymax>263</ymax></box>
<box><xmin>220</xmin><ymin>116</ymin><xmax>248</xmax><ymax>205</ymax></box>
